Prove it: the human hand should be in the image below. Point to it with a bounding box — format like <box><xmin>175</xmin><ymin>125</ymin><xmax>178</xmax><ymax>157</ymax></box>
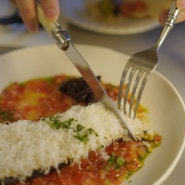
<box><xmin>10</xmin><ymin>0</ymin><xmax>60</xmax><ymax>32</ymax></box>
<box><xmin>159</xmin><ymin>0</ymin><xmax>185</xmax><ymax>24</ymax></box>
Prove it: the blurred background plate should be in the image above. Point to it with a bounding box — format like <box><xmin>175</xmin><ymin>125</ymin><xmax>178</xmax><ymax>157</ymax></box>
<box><xmin>60</xmin><ymin>0</ymin><xmax>172</xmax><ymax>35</ymax></box>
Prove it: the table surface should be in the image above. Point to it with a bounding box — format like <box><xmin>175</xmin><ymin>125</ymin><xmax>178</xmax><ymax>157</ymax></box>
<box><xmin>0</xmin><ymin>10</ymin><xmax>185</xmax><ymax>185</ymax></box>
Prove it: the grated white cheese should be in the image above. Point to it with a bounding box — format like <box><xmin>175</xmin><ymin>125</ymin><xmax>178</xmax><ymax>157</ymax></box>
<box><xmin>0</xmin><ymin>102</ymin><xmax>146</xmax><ymax>180</ymax></box>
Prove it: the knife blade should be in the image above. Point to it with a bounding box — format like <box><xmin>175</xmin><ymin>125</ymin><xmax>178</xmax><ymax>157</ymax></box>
<box><xmin>37</xmin><ymin>2</ymin><xmax>135</xmax><ymax>140</ymax></box>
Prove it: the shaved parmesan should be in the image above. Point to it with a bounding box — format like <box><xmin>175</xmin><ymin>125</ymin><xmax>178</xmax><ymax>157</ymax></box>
<box><xmin>0</xmin><ymin>102</ymin><xmax>146</xmax><ymax>180</ymax></box>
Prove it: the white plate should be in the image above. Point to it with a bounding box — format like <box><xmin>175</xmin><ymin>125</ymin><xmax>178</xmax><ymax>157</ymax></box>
<box><xmin>60</xmin><ymin>0</ymin><xmax>171</xmax><ymax>35</ymax></box>
<box><xmin>0</xmin><ymin>44</ymin><xmax>185</xmax><ymax>185</ymax></box>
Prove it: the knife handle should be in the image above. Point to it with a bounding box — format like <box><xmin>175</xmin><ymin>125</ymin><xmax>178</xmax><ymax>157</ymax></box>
<box><xmin>37</xmin><ymin>1</ymin><xmax>70</xmax><ymax>50</ymax></box>
<box><xmin>37</xmin><ymin>2</ymin><xmax>55</xmax><ymax>33</ymax></box>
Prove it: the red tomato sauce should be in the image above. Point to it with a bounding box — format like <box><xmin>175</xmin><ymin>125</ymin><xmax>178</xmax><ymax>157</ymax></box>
<box><xmin>118</xmin><ymin>1</ymin><xmax>147</xmax><ymax>17</ymax></box>
<box><xmin>0</xmin><ymin>75</ymin><xmax>161</xmax><ymax>185</ymax></box>
<box><xmin>0</xmin><ymin>75</ymin><xmax>77</xmax><ymax>122</ymax></box>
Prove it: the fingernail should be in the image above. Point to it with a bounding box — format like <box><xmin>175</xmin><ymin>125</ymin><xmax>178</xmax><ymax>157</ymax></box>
<box><xmin>27</xmin><ymin>21</ymin><xmax>38</xmax><ymax>32</ymax></box>
<box><xmin>44</xmin><ymin>8</ymin><xmax>58</xmax><ymax>21</ymax></box>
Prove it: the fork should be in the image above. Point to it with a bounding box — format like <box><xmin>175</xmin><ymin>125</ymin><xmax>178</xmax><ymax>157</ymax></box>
<box><xmin>118</xmin><ymin>1</ymin><xmax>179</xmax><ymax>119</ymax></box>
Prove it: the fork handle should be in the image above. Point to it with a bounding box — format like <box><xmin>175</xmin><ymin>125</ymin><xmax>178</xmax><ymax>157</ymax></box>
<box><xmin>155</xmin><ymin>1</ymin><xmax>179</xmax><ymax>50</ymax></box>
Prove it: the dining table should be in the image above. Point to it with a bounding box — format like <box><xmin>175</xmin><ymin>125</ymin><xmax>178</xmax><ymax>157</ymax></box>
<box><xmin>0</xmin><ymin>5</ymin><xmax>185</xmax><ymax>184</ymax></box>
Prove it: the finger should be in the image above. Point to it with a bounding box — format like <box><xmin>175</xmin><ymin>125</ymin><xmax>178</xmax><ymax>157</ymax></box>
<box><xmin>176</xmin><ymin>8</ymin><xmax>185</xmax><ymax>22</ymax></box>
<box><xmin>41</xmin><ymin>0</ymin><xmax>60</xmax><ymax>21</ymax></box>
<box><xmin>175</xmin><ymin>0</ymin><xmax>185</xmax><ymax>23</ymax></box>
<box><xmin>176</xmin><ymin>0</ymin><xmax>185</xmax><ymax>9</ymax></box>
<box><xmin>158</xmin><ymin>10</ymin><xmax>168</xmax><ymax>25</ymax></box>
<box><xmin>159</xmin><ymin>7</ymin><xmax>185</xmax><ymax>25</ymax></box>
<box><xmin>14</xmin><ymin>0</ymin><xmax>38</xmax><ymax>32</ymax></box>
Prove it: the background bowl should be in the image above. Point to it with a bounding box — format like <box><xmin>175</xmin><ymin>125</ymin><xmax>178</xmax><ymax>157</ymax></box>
<box><xmin>0</xmin><ymin>44</ymin><xmax>184</xmax><ymax>185</ymax></box>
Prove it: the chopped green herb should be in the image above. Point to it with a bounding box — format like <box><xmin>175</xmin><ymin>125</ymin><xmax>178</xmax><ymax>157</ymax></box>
<box><xmin>104</xmin><ymin>165</ymin><xmax>111</xmax><ymax>171</ymax></box>
<box><xmin>73</xmin><ymin>133</ymin><xmax>89</xmax><ymax>144</ymax></box>
<box><xmin>105</xmin><ymin>179</ymin><xmax>112</xmax><ymax>185</ymax></box>
<box><xmin>107</xmin><ymin>153</ymin><xmax>125</xmax><ymax>170</ymax></box>
<box><xmin>100</xmin><ymin>144</ymin><xmax>105</xmax><ymax>149</ymax></box>
<box><xmin>47</xmin><ymin>116</ymin><xmax>74</xmax><ymax>130</ymax></box>
<box><xmin>107</xmin><ymin>153</ymin><xmax>116</xmax><ymax>165</ymax></box>
<box><xmin>73</xmin><ymin>126</ymin><xmax>99</xmax><ymax>144</ymax></box>
<box><xmin>75</xmin><ymin>124</ymin><xmax>85</xmax><ymax>132</ymax></box>
<box><xmin>45</xmin><ymin>116</ymin><xmax>98</xmax><ymax>144</ymax></box>
<box><xmin>116</xmin><ymin>157</ymin><xmax>125</xmax><ymax>169</ymax></box>
<box><xmin>126</xmin><ymin>171</ymin><xmax>134</xmax><ymax>180</ymax></box>
<box><xmin>45</xmin><ymin>77</ymin><xmax>55</xmax><ymax>84</ymax></box>
<box><xmin>0</xmin><ymin>109</ymin><xmax>14</xmax><ymax>122</ymax></box>
<box><xmin>87</xmin><ymin>128</ymin><xmax>99</xmax><ymax>136</ymax></box>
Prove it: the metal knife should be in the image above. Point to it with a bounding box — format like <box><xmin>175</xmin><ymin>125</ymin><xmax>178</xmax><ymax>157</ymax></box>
<box><xmin>37</xmin><ymin>3</ymin><xmax>136</xmax><ymax>140</ymax></box>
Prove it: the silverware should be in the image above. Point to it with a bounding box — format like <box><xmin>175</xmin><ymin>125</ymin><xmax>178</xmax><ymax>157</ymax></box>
<box><xmin>118</xmin><ymin>1</ymin><xmax>179</xmax><ymax>119</ymax></box>
<box><xmin>37</xmin><ymin>2</ymin><xmax>136</xmax><ymax>140</ymax></box>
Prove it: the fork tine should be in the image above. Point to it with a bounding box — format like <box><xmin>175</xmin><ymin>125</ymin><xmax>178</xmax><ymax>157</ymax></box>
<box><xmin>133</xmin><ymin>71</ymin><xmax>150</xmax><ymax>118</ymax></box>
<box><xmin>129</xmin><ymin>68</ymin><xmax>144</xmax><ymax>117</ymax></box>
<box><xmin>118</xmin><ymin>63</ymin><xmax>130</xmax><ymax>109</ymax></box>
<box><xmin>123</xmin><ymin>66</ymin><xmax>138</xmax><ymax>112</ymax></box>
<box><xmin>119</xmin><ymin>65</ymin><xmax>150</xmax><ymax>119</ymax></box>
